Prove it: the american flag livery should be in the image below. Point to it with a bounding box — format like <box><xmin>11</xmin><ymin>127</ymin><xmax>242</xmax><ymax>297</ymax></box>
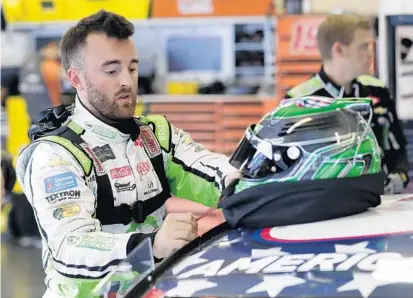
<box><xmin>146</xmin><ymin>195</ymin><xmax>413</xmax><ymax>298</ymax></box>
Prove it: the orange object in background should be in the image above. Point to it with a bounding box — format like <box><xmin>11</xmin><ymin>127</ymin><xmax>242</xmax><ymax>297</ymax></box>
<box><xmin>152</xmin><ymin>0</ymin><xmax>273</xmax><ymax>18</ymax></box>
<box><xmin>275</xmin><ymin>15</ymin><xmax>325</xmax><ymax>102</ymax></box>
<box><xmin>143</xmin><ymin>95</ymin><xmax>276</xmax><ymax>234</ymax></box>
<box><xmin>275</xmin><ymin>14</ymin><xmax>378</xmax><ymax>102</ymax></box>
<box><xmin>144</xmin><ymin>96</ymin><xmax>275</xmax><ymax>156</ymax></box>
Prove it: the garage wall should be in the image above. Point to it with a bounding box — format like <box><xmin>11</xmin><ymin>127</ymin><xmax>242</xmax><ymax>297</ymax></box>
<box><xmin>378</xmin><ymin>0</ymin><xmax>413</xmax><ymax>85</ymax></box>
<box><xmin>306</xmin><ymin>0</ymin><xmax>380</xmax><ymax>15</ymax></box>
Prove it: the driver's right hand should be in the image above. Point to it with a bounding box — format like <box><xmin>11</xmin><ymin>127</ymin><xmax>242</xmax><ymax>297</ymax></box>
<box><xmin>153</xmin><ymin>212</ymin><xmax>198</xmax><ymax>259</ymax></box>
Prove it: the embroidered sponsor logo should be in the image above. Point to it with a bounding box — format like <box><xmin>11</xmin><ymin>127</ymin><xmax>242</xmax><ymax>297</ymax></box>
<box><xmin>53</xmin><ymin>204</ymin><xmax>81</xmax><ymax>220</ymax></box>
<box><xmin>80</xmin><ymin>144</ymin><xmax>105</xmax><ymax>176</ymax></box>
<box><xmin>85</xmin><ymin>174</ymin><xmax>96</xmax><ymax>183</ymax></box>
<box><xmin>115</xmin><ymin>182</ymin><xmax>136</xmax><ymax>193</ymax></box>
<box><xmin>110</xmin><ymin>166</ymin><xmax>132</xmax><ymax>179</ymax></box>
<box><xmin>85</xmin><ymin>121</ymin><xmax>117</xmax><ymax>139</ymax></box>
<box><xmin>137</xmin><ymin>161</ymin><xmax>151</xmax><ymax>176</ymax></box>
<box><xmin>144</xmin><ymin>181</ymin><xmax>159</xmax><ymax>195</ymax></box>
<box><xmin>45</xmin><ymin>190</ymin><xmax>81</xmax><ymax>204</ymax></box>
<box><xmin>140</xmin><ymin>126</ymin><xmax>161</xmax><ymax>157</ymax></box>
<box><xmin>92</xmin><ymin>144</ymin><xmax>115</xmax><ymax>163</ymax></box>
<box><xmin>67</xmin><ymin>235</ymin><xmax>80</xmax><ymax>246</ymax></box>
<box><xmin>75</xmin><ymin>235</ymin><xmax>117</xmax><ymax>251</ymax></box>
<box><xmin>134</xmin><ymin>138</ymin><xmax>144</xmax><ymax>147</ymax></box>
<box><xmin>45</xmin><ymin>156</ymin><xmax>72</xmax><ymax>168</ymax></box>
<box><xmin>84</xmin><ymin>175</ymin><xmax>97</xmax><ymax>196</ymax></box>
<box><xmin>155</xmin><ymin>121</ymin><xmax>168</xmax><ymax>143</ymax></box>
<box><xmin>44</xmin><ymin>172</ymin><xmax>77</xmax><ymax>193</ymax></box>
<box><xmin>194</xmin><ymin>144</ymin><xmax>207</xmax><ymax>153</ymax></box>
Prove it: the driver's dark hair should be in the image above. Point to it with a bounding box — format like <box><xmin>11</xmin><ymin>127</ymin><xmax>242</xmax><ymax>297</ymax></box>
<box><xmin>60</xmin><ymin>10</ymin><xmax>135</xmax><ymax>71</ymax></box>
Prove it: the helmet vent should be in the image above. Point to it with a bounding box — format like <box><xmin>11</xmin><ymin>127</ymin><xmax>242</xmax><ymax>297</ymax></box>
<box><xmin>279</xmin><ymin>115</ymin><xmax>341</xmax><ymax>137</ymax></box>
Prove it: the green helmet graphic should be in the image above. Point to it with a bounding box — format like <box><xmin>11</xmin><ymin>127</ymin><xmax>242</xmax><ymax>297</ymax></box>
<box><xmin>229</xmin><ymin>97</ymin><xmax>381</xmax><ymax>193</ymax></box>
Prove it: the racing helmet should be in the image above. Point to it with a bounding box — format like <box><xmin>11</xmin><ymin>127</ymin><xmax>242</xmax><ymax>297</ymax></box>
<box><xmin>229</xmin><ymin>96</ymin><xmax>381</xmax><ymax>193</ymax></box>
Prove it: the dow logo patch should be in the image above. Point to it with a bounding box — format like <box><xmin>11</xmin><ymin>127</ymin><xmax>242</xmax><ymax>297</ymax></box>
<box><xmin>92</xmin><ymin>144</ymin><xmax>116</xmax><ymax>163</ymax></box>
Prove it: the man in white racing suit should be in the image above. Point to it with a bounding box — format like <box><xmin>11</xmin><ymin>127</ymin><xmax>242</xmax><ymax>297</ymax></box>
<box><xmin>15</xmin><ymin>10</ymin><xmax>238</xmax><ymax>298</ymax></box>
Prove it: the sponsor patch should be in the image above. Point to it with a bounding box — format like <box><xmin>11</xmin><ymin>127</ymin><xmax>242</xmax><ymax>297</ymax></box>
<box><xmin>144</xmin><ymin>181</ymin><xmax>159</xmax><ymax>195</ymax></box>
<box><xmin>183</xmin><ymin>135</ymin><xmax>193</xmax><ymax>144</ymax></box>
<box><xmin>45</xmin><ymin>156</ymin><xmax>72</xmax><ymax>168</ymax></box>
<box><xmin>53</xmin><ymin>204</ymin><xmax>81</xmax><ymax>220</ymax></box>
<box><xmin>44</xmin><ymin>172</ymin><xmax>77</xmax><ymax>193</ymax></box>
<box><xmin>140</xmin><ymin>126</ymin><xmax>161</xmax><ymax>158</ymax></box>
<box><xmin>85</xmin><ymin>121</ymin><xmax>117</xmax><ymax>139</ymax></box>
<box><xmin>110</xmin><ymin>166</ymin><xmax>132</xmax><ymax>179</ymax></box>
<box><xmin>193</xmin><ymin>144</ymin><xmax>207</xmax><ymax>153</ymax></box>
<box><xmin>67</xmin><ymin>235</ymin><xmax>81</xmax><ymax>246</ymax></box>
<box><xmin>92</xmin><ymin>144</ymin><xmax>116</xmax><ymax>163</ymax></box>
<box><xmin>75</xmin><ymin>235</ymin><xmax>117</xmax><ymax>251</ymax></box>
<box><xmin>85</xmin><ymin>174</ymin><xmax>96</xmax><ymax>184</ymax></box>
<box><xmin>134</xmin><ymin>138</ymin><xmax>144</xmax><ymax>147</ymax></box>
<box><xmin>137</xmin><ymin>161</ymin><xmax>151</xmax><ymax>176</ymax></box>
<box><xmin>45</xmin><ymin>189</ymin><xmax>81</xmax><ymax>204</ymax></box>
<box><xmin>115</xmin><ymin>182</ymin><xmax>136</xmax><ymax>193</ymax></box>
<box><xmin>80</xmin><ymin>144</ymin><xmax>105</xmax><ymax>176</ymax></box>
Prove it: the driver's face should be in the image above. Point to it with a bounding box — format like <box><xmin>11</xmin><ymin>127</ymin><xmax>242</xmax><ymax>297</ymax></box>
<box><xmin>78</xmin><ymin>33</ymin><xmax>139</xmax><ymax>119</ymax></box>
<box><xmin>340</xmin><ymin>29</ymin><xmax>374</xmax><ymax>79</ymax></box>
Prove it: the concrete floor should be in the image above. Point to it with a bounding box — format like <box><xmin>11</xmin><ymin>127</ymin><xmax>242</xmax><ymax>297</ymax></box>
<box><xmin>1</xmin><ymin>241</ymin><xmax>46</xmax><ymax>298</ymax></box>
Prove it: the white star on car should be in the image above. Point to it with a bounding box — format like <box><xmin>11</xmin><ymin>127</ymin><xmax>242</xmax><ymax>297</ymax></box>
<box><xmin>166</xmin><ymin>279</ymin><xmax>218</xmax><ymax>297</ymax></box>
<box><xmin>337</xmin><ymin>272</ymin><xmax>394</xmax><ymax>298</ymax></box>
<box><xmin>251</xmin><ymin>247</ymin><xmax>289</xmax><ymax>259</ymax></box>
<box><xmin>335</xmin><ymin>241</ymin><xmax>377</xmax><ymax>254</ymax></box>
<box><xmin>172</xmin><ymin>251</ymin><xmax>208</xmax><ymax>275</ymax></box>
<box><xmin>246</xmin><ymin>274</ymin><xmax>306</xmax><ymax>297</ymax></box>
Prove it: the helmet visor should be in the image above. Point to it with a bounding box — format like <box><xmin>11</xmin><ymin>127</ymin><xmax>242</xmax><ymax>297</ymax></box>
<box><xmin>229</xmin><ymin>125</ymin><xmax>300</xmax><ymax>179</ymax></box>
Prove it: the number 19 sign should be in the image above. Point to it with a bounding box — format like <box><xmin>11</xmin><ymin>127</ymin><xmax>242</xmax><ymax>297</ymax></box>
<box><xmin>289</xmin><ymin>18</ymin><xmax>324</xmax><ymax>56</ymax></box>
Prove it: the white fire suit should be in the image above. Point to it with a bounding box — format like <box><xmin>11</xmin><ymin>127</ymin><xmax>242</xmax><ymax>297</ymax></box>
<box><xmin>15</xmin><ymin>97</ymin><xmax>236</xmax><ymax>297</ymax></box>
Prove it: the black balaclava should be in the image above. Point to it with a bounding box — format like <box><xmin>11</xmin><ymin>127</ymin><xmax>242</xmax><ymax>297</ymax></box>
<box><xmin>218</xmin><ymin>172</ymin><xmax>385</xmax><ymax>229</ymax></box>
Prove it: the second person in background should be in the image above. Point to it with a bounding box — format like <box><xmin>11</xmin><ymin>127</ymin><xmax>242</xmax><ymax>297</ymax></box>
<box><xmin>284</xmin><ymin>14</ymin><xmax>409</xmax><ymax>195</ymax></box>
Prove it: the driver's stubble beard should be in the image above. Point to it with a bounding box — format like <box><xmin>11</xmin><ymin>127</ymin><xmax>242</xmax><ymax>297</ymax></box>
<box><xmin>84</xmin><ymin>76</ymin><xmax>137</xmax><ymax>121</ymax></box>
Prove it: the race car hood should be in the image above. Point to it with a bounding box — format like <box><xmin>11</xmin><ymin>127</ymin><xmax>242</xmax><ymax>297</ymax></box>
<box><xmin>145</xmin><ymin>194</ymin><xmax>413</xmax><ymax>298</ymax></box>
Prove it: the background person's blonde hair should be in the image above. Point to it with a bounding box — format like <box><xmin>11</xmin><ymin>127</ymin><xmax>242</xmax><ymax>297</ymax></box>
<box><xmin>316</xmin><ymin>14</ymin><xmax>372</xmax><ymax>60</ymax></box>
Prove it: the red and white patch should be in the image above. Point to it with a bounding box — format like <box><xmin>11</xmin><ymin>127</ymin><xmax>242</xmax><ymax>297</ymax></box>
<box><xmin>134</xmin><ymin>138</ymin><xmax>144</xmax><ymax>147</ymax></box>
<box><xmin>140</xmin><ymin>126</ymin><xmax>161</xmax><ymax>158</ymax></box>
<box><xmin>80</xmin><ymin>144</ymin><xmax>105</xmax><ymax>176</ymax></box>
<box><xmin>110</xmin><ymin>166</ymin><xmax>132</xmax><ymax>179</ymax></box>
<box><xmin>137</xmin><ymin>161</ymin><xmax>151</xmax><ymax>176</ymax></box>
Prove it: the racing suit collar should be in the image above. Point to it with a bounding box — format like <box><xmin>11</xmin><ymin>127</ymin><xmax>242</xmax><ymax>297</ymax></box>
<box><xmin>317</xmin><ymin>66</ymin><xmax>358</xmax><ymax>98</ymax></box>
<box><xmin>71</xmin><ymin>96</ymin><xmax>131</xmax><ymax>143</ymax></box>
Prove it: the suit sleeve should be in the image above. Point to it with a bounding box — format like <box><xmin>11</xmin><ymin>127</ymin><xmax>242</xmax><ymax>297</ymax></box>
<box><xmin>377</xmin><ymin>88</ymin><xmax>409</xmax><ymax>175</ymax></box>
<box><xmin>166</xmin><ymin>125</ymin><xmax>237</xmax><ymax>208</ymax></box>
<box><xmin>17</xmin><ymin>142</ymin><xmax>151</xmax><ymax>280</ymax></box>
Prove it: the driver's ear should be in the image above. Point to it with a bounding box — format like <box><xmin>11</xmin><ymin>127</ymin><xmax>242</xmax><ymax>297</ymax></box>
<box><xmin>67</xmin><ymin>68</ymin><xmax>84</xmax><ymax>91</ymax></box>
<box><xmin>331</xmin><ymin>42</ymin><xmax>346</xmax><ymax>59</ymax></box>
